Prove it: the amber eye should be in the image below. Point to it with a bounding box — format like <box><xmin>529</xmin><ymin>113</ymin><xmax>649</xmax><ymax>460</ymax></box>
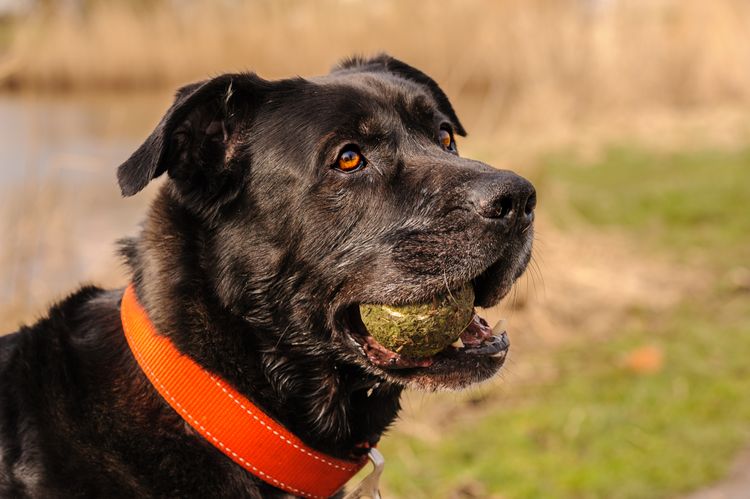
<box><xmin>439</xmin><ymin>128</ymin><xmax>456</xmax><ymax>152</ymax></box>
<box><xmin>336</xmin><ymin>146</ymin><xmax>366</xmax><ymax>172</ymax></box>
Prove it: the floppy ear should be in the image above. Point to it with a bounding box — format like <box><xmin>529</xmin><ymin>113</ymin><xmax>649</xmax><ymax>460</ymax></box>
<box><xmin>334</xmin><ymin>54</ymin><xmax>467</xmax><ymax>136</ymax></box>
<box><xmin>117</xmin><ymin>74</ymin><xmax>256</xmax><ymax>197</ymax></box>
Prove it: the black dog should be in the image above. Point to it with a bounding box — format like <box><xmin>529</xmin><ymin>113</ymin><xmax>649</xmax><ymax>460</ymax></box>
<box><xmin>0</xmin><ymin>55</ymin><xmax>535</xmax><ymax>498</ymax></box>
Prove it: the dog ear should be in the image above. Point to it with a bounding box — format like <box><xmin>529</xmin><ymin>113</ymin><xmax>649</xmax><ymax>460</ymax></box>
<box><xmin>334</xmin><ymin>54</ymin><xmax>467</xmax><ymax>136</ymax></box>
<box><xmin>117</xmin><ymin>74</ymin><xmax>254</xmax><ymax>197</ymax></box>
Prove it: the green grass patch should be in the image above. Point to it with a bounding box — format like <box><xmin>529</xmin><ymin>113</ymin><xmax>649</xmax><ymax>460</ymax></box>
<box><xmin>536</xmin><ymin>146</ymin><xmax>750</xmax><ymax>261</ymax></box>
<box><xmin>0</xmin><ymin>18</ymin><xmax>15</xmax><ymax>53</ymax></box>
<box><xmin>381</xmin><ymin>296</ymin><xmax>750</xmax><ymax>498</ymax></box>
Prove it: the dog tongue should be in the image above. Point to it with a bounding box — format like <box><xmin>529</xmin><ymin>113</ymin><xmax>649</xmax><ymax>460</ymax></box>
<box><xmin>458</xmin><ymin>314</ymin><xmax>494</xmax><ymax>347</ymax></box>
<box><xmin>363</xmin><ymin>335</ymin><xmax>434</xmax><ymax>368</ymax></box>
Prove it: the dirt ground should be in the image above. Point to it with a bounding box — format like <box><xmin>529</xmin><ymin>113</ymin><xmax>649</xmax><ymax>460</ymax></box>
<box><xmin>684</xmin><ymin>448</ymin><xmax>750</xmax><ymax>499</ymax></box>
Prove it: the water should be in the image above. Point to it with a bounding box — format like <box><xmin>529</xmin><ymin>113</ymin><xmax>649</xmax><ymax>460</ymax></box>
<box><xmin>0</xmin><ymin>93</ymin><xmax>169</xmax><ymax>186</ymax></box>
<box><xmin>0</xmin><ymin>92</ymin><xmax>171</xmax><ymax>326</ymax></box>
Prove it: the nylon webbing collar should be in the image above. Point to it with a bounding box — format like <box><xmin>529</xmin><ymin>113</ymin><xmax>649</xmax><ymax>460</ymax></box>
<box><xmin>120</xmin><ymin>284</ymin><xmax>366</xmax><ymax>498</ymax></box>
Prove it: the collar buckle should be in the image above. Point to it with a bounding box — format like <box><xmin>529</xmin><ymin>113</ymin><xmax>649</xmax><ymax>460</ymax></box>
<box><xmin>344</xmin><ymin>448</ymin><xmax>385</xmax><ymax>499</ymax></box>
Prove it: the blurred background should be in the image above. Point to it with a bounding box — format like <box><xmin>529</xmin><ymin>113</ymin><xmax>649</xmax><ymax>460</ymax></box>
<box><xmin>1</xmin><ymin>0</ymin><xmax>749</xmax><ymax>497</ymax></box>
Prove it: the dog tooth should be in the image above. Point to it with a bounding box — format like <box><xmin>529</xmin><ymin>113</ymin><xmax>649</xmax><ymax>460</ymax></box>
<box><xmin>492</xmin><ymin>319</ymin><xmax>506</xmax><ymax>335</ymax></box>
<box><xmin>451</xmin><ymin>338</ymin><xmax>465</xmax><ymax>349</ymax></box>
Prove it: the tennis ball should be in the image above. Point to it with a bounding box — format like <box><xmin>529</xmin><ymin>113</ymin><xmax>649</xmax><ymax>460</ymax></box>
<box><xmin>359</xmin><ymin>285</ymin><xmax>475</xmax><ymax>358</ymax></box>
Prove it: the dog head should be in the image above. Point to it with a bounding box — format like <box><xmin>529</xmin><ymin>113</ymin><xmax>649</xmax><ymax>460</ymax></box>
<box><xmin>118</xmin><ymin>54</ymin><xmax>535</xmax><ymax>391</ymax></box>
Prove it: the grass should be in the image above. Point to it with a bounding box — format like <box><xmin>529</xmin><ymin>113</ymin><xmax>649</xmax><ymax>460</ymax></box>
<box><xmin>0</xmin><ymin>18</ymin><xmax>14</xmax><ymax>52</ymax></box>
<box><xmin>537</xmin><ymin>146</ymin><xmax>750</xmax><ymax>262</ymax></box>
<box><xmin>379</xmin><ymin>147</ymin><xmax>750</xmax><ymax>498</ymax></box>
<box><xmin>383</xmin><ymin>299</ymin><xmax>750</xmax><ymax>498</ymax></box>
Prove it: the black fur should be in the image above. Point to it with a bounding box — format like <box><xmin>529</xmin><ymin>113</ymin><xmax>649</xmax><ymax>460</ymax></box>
<box><xmin>0</xmin><ymin>55</ymin><xmax>535</xmax><ymax>498</ymax></box>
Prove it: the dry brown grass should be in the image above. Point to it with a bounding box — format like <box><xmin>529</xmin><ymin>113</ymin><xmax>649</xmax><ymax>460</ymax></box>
<box><xmin>0</xmin><ymin>176</ymin><xmax>153</xmax><ymax>332</ymax></box>
<box><xmin>3</xmin><ymin>0</ymin><xmax>750</xmax><ymax>129</ymax></box>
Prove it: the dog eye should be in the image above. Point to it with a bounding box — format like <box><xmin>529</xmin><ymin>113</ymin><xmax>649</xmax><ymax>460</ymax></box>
<box><xmin>335</xmin><ymin>146</ymin><xmax>366</xmax><ymax>172</ymax></box>
<box><xmin>439</xmin><ymin>128</ymin><xmax>456</xmax><ymax>153</ymax></box>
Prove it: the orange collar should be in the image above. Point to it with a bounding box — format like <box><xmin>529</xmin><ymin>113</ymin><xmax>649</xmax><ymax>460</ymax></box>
<box><xmin>120</xmin><ymin>284</ymin><xmax>366</xmax><ymax>498</ymax></box>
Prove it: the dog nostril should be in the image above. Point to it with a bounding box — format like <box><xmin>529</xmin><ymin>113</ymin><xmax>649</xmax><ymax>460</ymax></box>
<box><xmin>498</xmin><ymin>196</ymin><xmax>514</xmax><ymax>219</ymax></box>
<box><xmin>524</xmin><ymin>191</ymin><xmax>537</xmax><ymax>216</ymax></box>
<box><xmin>475</xmin><ymin>192</ymin><xmax>521</xmax><ymax>220</ymax></box>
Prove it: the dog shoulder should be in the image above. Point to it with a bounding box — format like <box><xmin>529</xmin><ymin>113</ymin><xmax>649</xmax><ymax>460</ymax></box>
<box><xmin>0</xmin><ymin>286</ymin><xmax>122</xmax><ymax>497</ymax></box>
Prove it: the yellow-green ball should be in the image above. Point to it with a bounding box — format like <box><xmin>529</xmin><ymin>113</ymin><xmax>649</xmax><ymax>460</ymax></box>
<box><xmin>359</xmin><ymin>285</ymin><xmax>475</xmax><ymax>358</ymax></box>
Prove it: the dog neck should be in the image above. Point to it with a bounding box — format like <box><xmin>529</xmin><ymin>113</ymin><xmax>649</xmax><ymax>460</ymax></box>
<box><xmin>120</xmin><ymin>188</ymin><xmax>403</xmax><ymax>461</ymax></box>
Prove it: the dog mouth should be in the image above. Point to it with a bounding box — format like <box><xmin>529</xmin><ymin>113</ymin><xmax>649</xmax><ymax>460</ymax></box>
<box><xmin>340</xmin><ymin>282</ymin><xmax>510</xmax><ymax>383</ymax></box>
<box><xmin>335</xmin><ymin>240</ymin><xmax>531</xmax><ymax>388</ymax></box>
<box><xmin>345</xmin><ymin>305</ymin><xmax>509</xmax><ymax>369</ymax></box>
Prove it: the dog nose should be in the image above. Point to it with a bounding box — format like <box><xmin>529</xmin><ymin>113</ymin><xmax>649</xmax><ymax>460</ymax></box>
<box><xmin>469</xmin><ymin>172</ymin><xmax>536</xmax><ymax>226</ymax></box>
